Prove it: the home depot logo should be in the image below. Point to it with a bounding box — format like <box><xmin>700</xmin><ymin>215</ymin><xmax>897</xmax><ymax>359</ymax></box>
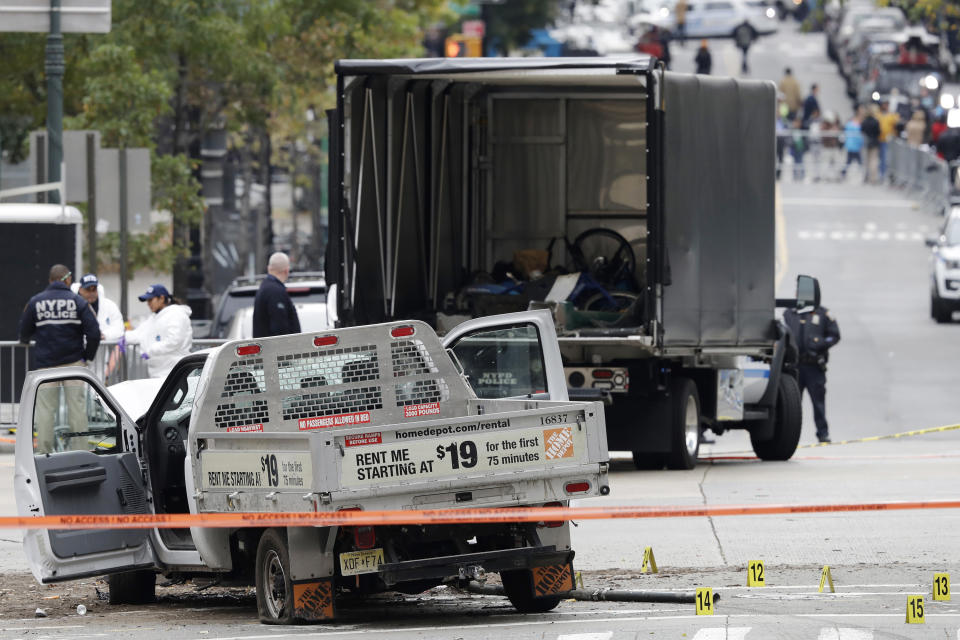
<box><xmin>543</xmin><ymin>427</ymin><xmax>574</xmax><ymax>460</ymax></box>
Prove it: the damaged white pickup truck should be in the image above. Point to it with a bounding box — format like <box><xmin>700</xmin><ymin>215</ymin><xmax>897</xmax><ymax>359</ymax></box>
<box><xmin>14</xmin><ymin>310</ymin><xmax>609</xmax><ymax>623</ymax></box>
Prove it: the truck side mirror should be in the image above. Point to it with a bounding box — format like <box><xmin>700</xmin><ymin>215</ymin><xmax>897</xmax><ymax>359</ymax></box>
<box><xmin>925</xmin><ymin>236</ymin><xmax>939</xmax><ymax>248</ymax></box>
<box><xmin>795</xmin><ymin>275</ymin><xmax>820</xmax><ymax>309</ymax></box>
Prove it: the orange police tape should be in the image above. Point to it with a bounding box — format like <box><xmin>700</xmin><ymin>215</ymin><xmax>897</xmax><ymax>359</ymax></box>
<box><xmin>5</xmin><ymin>499</ymin><xmax>960</xmax><ymax>530</ymax></box>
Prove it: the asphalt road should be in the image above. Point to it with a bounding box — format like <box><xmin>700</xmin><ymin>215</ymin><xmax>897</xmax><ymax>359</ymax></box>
<box><xmin>4</xmin><ymin>18</ymin><xmax>960</xmax><ymax>640</ymax></box>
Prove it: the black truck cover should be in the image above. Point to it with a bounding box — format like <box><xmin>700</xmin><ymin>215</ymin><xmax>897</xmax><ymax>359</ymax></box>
<box><xmin>661</xmin><ymin>73</ymin><xmax>776</xmax><ymax>347</ymax></box>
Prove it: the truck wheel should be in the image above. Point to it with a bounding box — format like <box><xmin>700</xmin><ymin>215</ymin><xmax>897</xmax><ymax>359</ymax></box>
<box><xmin>667</xmin><ymin>378</ymin><xmax>700</xmax><ymax>470</ymax></box>
<box><xmin>750</xmin><ymin>374</ymin><xmax>802</xmax><ymax>461</ymax></box>
<box><xmin>256</xmin><ymin>528</ymin><xmax>296</xmax><ymax>624</ymax></box>
<box><xmin>501</xmin><ymin>569</ymin><xmax>562</xmax><ymax>613</ymax></box>
<box><xmin>107</xmin><ymin>569</ymin><xmax>156</xmax><ymax>604</ymax></box>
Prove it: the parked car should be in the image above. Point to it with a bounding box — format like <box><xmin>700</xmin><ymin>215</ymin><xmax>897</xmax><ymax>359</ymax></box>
<box><xmin>205</xmin><ymin>272</ymin><xmax>328</xmax><ymax>338</ymax></box>
<box><xmin>827</xmin><ymin>3</ymin><xmax>903</xmax><ymax>64</ymax></box>
<box><xmin>629</xmin><ymin>0</ymin><xmax>778</xmax><ymax>41</ymax></box>
<box><xmin>928</xmin><ymin>208</ymin><xmax>960</xmax><ymax>323</ymax></box>
<box><xmin>224</xmin><ymin>301</ymin><xmax>332</xmax><ymax>339</ymax></box>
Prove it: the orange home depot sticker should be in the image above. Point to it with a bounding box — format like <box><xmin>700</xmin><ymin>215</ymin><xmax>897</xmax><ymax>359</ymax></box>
<box><xmin>345</xmin><ymin>432</ymin><xmax>383</xmax><ymax>447</ymax></box>
<box><xmin>403</xmin><ymin>402</ymin><xmax>441</xmax><ymax>418</ymax></box>
<box><xmin>544</xmin><ymin>427</ymin><xmax>574</xmax><ymax>460</ymax></box>
<box><xmin>225</xmin><ymin>424</ymin><xmax>263</xmax><ymax>433</ymax></box>
<box><xmin>298</xmin><ymin>412</ymin><xmax>372</xmax><ymax>431</ymax></box>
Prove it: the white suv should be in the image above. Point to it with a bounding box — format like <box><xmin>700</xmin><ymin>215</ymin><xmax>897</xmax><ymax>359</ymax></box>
<box><xmin>634</xmin><ymin>0</ymin><xmax>778</xmax><ymax>41</ymax></box>
<box><xmin>928</xmin><ymin>208</ymin><xmax>960</xmax><ymax>323</ymax></box>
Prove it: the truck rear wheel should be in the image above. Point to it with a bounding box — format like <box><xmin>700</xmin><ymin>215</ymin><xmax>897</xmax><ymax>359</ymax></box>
<box><xmin>256</xmin><ymin>528</ymin><xmax>296</xmax><ymax>624</ymax></box>
<box><xmin>107</xmin><ymin>569</ymin><xmax>156</xmax><ymax>604</ymax></box>
<box><xmin>750</xmin><ymin>373</ymin><xmax>802</xmax><ymax>460</ymax></box>
<box><xmin>501</xmin><ymin>569</ymin><xmax>562</xmax><ymax>613</ymax></box>
<box><xmin>667</xmin><ymin>378</ymin><xmax>700</xmax><ymax>470</ymax></box>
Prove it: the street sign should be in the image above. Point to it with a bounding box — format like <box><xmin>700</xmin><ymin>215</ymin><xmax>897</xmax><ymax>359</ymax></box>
<box><xmin>0</xmin><ymin>0</ymin><xmax>111</xmax><ymax>33</ymax></box>
<box><xmin>29</xmin><ymin>130</ymin><xmax>100</xmax><ymax>202</ymax></box>
<box><xmin>462</xmin><ymin>19</ymin><xmax>485</xmax><ymax>38</ymax></box>
<box><xmin>95</xmin><ymin>148</ymin><xmax>152</xmax><ymax>233</ymax></box>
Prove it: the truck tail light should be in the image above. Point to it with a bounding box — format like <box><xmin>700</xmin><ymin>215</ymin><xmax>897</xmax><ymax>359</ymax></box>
<box><xmin>354</xmin><ymin>526</ymin><xmax>376</xmax><ymax>550</ymax></box>
<box><xmin>337</xmin><ymin>507</ymin><xmax>376</xmax><ymax>549</ymax></box>
<box><xmin>391</xmin><ymin>325</ymin><xmax>415</xmax><ymax>338</ymax></box>
<box><xmin>540</xmin><ymin>501</ymin><xmax>564</xmax><ymax>528</ymax></box>
<box><xmin>565</xmin><ymin>481</ymin><xmax>590</xmax><ymax>494</ymax></box>
<box><xmin>236</xmin><ymin>344</ymin><xmax>261</xmax><ymax>357</ymax></box>
<box><xmin>592</xmin><ymin>369</ymin><xmax>613</xmax><ymax>379</ymax></box>
<box><xmin>314</xmin><ymin>335</ymin><xmax>338</xmax><ymax>347</ymax></box>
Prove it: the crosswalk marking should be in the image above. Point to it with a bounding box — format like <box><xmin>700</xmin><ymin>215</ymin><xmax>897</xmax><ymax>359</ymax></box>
<box><xmin>692</xmin><ymin>628</ymin><xmax>751</xmax><ymax>639</ymax></box>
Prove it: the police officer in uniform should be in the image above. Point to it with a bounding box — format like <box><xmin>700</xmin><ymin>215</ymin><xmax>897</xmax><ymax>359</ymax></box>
<box><xmin>253</xmin><ymin>252</ymin><xmax>301</xmax><ymax>338</ymax></box>
<box><xmin>18</xmin><ymin>264</ymin><xmax>101</xmax><ymax>453</ymax></box>
<box><xmin>783</xmin><ymin>300</ymin><xmax>840</xmax><ymax>443</ymax></box>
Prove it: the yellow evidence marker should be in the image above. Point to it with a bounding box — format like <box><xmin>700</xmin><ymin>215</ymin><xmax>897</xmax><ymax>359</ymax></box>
<box><xmin>641</xmin><ymin>546</ymin><xmax>658</xmax><ymax>574</ymax></box>
<box><xmin>934</xmin><ymin>573</ymin><xmax>950</xmax><ymax>601</ymax></box>
<box><xmin>818</xmin><ymin>565</ymin><xmax>835</xmax><ymax>593</ymax></box>
<box><xmin>906</xmin><ymin>595</ymin><xmax>925</xmax><ymax>624</ymax></box>
<box><xmin>747</xmin><ymin>560</ymin><xmax>765</xmax><ymax>587</ymax></box>
<box><xmin>695</xmin><ymin>587</ymin><xmax>714</xmax><ymax>615</ymax></box>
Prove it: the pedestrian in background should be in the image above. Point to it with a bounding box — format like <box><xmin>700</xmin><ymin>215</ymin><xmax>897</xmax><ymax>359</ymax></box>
<box><xmin>861</xmin><ymin>104</ymin><xmax>882</xmax><ymax>184</ymax></box>
<box><xmin>801</xmin><ymin>84</ymin><xmax>820</xmax><ymax>128</ymax></box>
<box><xmin>735</xmin><ymin>26</ymin><xmax>753</xmax><ymax>74</ymax></box>
<box><xmin>905</xmin><ymin>110</ymin><xmax>926</xmax><ymax>147</ymax></box>
<box><xmin>694</xmin><ymin>40</ymin><xmax>712</xmax><ymax>75</ymax></box>
<box><xmin>877</xmin><ymin>101</ymin><xmax>900</xmax><ymax>181</ymax></box>
<box><xmin>783</xmin><ymin>295</ymin><xmax>841</xmax><ymax>444</ymax></box>
<box><xmin>841</xmin><ymin>108</ymin><xmax>864</xmax><ymax>180</ymax></box>
<box><xmin>124</xmin><ymin>284</ymin><xmax>193</xmax><ymax>379</ymax></box>
<box><xmin>778</xmin><ymin>67</ymin><xmax>802</xmax><ymax>118</ymax></box>
<box><xmin>253</xmin><ymin>252</ymin><xmax>302</xmax><ymax>338</ymax></box>
<box><xmin>674</xmin><ymin>0</ymin><xmax>688</xmax><ymax>45</ymax></box>
<box><xmin>18</xmin><ymin>264</ymin><xmax>101</xmax><ymax>453</ymax></box>
<box><xmin>71</xmin><ymin>273</ymin><xmax>124</xmax><ymax>340</ymax></box>
<box><xmin>818</xmin><ymin>111</ymin><xmax>842</xmax><ymax>182</ymax></box>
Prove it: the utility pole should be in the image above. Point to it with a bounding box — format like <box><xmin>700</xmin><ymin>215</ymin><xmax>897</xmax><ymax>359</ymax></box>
<box><xmin>45</xmin><ymin>0</ymin><xmax>64</xmax><ymax>204</ymax></box>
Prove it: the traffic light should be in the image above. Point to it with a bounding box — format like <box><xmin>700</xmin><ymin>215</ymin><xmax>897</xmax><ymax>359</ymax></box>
<box><xmin>444</xmin><ymin>34</ymin><xmax>482</xmax><ymax>58</ymax></box>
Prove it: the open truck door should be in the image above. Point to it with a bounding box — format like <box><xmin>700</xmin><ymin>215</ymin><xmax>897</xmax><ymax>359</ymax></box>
<box><xmin>14</xmin><ymin>367</ymin><xmax>156</xmax><ymax>582</ymax></box>
<box><xmin>441</xmin><ymin>310</ymin><xmax>568</xmax><ymax>402</ymax></box>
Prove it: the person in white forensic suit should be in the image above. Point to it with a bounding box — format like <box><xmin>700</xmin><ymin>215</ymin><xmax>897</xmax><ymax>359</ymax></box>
<box><xmin>71</xmin><ymin>273</ymin><xmax>125</xmax><ymax>340</ymax></box>
<box><xmin>124</xmin><ymin>283</ymin><xmax>193</xmax><ymax>379</ymax></box>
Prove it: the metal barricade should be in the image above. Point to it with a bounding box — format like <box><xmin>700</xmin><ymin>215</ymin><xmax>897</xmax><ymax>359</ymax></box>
<box><xmin>887</xmin><ymin>138</ymin><xmax>950</xmax><ymax>217</ymax></box>
<box><xmin>0</xmin><ymin>338</ymin><xmax>228</xmax><ymax>430</ymax></box>
<box><xmin>776</xmin><ymin>129</ymin><xmax>847</xmax><ymax>183</ymax></box>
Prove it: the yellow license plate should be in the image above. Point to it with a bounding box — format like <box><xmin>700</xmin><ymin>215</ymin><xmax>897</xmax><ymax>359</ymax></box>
<box><xmin>339</xmin><ymin>548</ymin><xmax>384</xmax><ymax>576</ymax></box>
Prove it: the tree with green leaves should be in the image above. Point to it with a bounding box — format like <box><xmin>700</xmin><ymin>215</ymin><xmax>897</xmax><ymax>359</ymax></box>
<box><xmin>483</xmin><ymin>0</ymin><xmax>558</xmax><ymax>55</ymax></box>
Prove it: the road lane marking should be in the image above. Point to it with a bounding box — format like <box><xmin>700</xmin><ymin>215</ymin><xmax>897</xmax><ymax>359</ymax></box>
<box><xmin>557</xmin><ymin>633</ymin><xmax>613</xmax><ymax>640</ymax></box>
<box><xmin>782</xmin><ymin>198</ymin><xmax>915</xmax><ymax>208</ymax></box>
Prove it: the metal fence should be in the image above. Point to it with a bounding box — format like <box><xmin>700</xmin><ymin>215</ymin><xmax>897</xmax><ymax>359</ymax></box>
<box><xmin>0</xmin><ymin>338</ymin><xmax>227</xmax><ymax>429</ymax></box>
<box><xmin>777</xmin><ymin>131</ymin><xmax>958</xmax><ymax>217</ymax></box>
<box><xmin>886</xmin><ymin>138</ymin><xmax>954</xmax><ymax>217</ymax></box>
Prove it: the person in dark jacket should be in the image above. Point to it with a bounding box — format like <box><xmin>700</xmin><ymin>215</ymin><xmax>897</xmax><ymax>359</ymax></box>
<box><xmin>783</xmin><ymin>301</ymin><xmax>840</xmax><ymax>443</ymax></box>
<box><xmin>694</xmin><ymin>40</ymin><xmax>712</xmax><ymax>75</ymax></box>
<box><xmin>18</xmin><ymin>264</ymin><xmax>101</xmax><ymax>453</ymax></box>
<box><xmin>253</xmin><ymin>252</ymin><xmax>301</xmax><ymax>338</ymax></box>
<box><xmin>19</xmin><ymin>264</ymin><xmax>100</xmax><ymax>368</ymax></box>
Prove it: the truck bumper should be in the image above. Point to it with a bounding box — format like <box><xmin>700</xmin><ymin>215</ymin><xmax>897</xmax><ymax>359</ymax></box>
<box><xmin>378</xmin><ymin>546</ymin><xmax>573</xmax><ymax>587</ymax></box>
